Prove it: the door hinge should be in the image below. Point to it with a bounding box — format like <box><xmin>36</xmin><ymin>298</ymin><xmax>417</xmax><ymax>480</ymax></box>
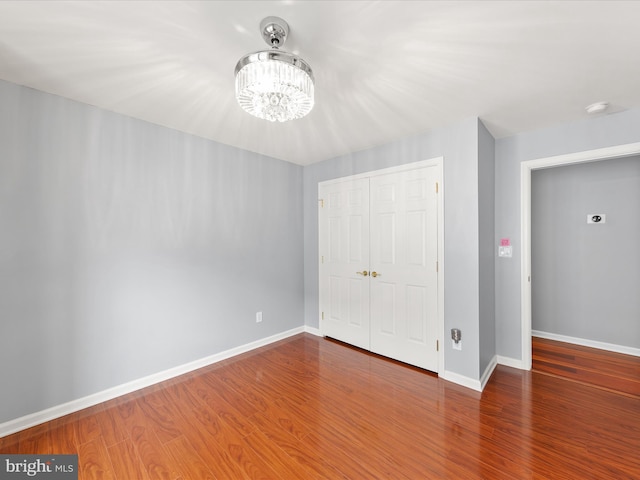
<box><xmin>436</xmin><ymin>340</ymin><xmax>439</xmax><ymax>351</ymax></box>
<box><xmin>319</xmin><ymin>199</ymin><xmax>324</xmax><ymax>208</ymax></box>
<box><xmin>436</xmin><ymin>261</ymin><xmax>438</xmax><ymax>273</ymax></box>
<box><xmin>435</xmin><ymin>182</ymin><xmax>439</xmax><ymax>193</ymax></box>
<box><xmin>321</xmin><ymin>311</ymin><xmax>324</xmax><ymax>320</ymax></box>
<box><xmin>321</xmin><ymin>255</ymin><xmax>324</xmax><ymax>264</ymax></box>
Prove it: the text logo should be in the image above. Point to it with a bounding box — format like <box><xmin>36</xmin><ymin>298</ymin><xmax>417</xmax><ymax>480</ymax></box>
<box><xmin>0</xmin><ymin>455</ymin><xmax>77</xmax><ymax>479</ymax></box>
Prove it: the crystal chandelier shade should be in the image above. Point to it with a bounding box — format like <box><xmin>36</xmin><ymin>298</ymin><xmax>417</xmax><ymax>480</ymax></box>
<box><xmin>234</xmin><ymin>17</ymin><xmax>314</xmax><ymax>122</ymax></box>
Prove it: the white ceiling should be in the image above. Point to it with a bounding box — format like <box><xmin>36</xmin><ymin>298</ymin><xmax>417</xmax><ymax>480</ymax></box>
<box><xmin>1</xmin><ymin>1</ymin><xmax>639</xmax><ymax>166</ymax></box>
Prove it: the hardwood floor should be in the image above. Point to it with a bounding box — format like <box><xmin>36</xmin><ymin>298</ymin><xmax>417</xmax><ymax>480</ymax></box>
<box><xmin>532</xmin><ymin>336</ymin><xmax>640</xmax><ymax>398</ymax></box>
<box><xmin>2</xmin><ymin>333</ymin><xmax>639</xmax><ymax>479</ymax></box>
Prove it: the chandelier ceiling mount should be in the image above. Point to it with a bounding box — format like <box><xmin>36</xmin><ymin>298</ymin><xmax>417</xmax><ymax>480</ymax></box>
<box><xmin>260</xmin><ymin>16</ymin><xmax>289</xmax><ymax>48</ymax></box>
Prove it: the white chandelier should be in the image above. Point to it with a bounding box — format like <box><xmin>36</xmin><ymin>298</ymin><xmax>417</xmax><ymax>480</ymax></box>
<box><xmin>235</xmin><ymin>16</ymin><xmax>314</xmax><ymax>122</ymax></box>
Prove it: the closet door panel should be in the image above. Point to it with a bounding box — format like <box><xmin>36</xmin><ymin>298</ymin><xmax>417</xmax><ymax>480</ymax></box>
<box><xmin>370</xmin><ymin>168</ymin><xmax>438</xmax><ymax>371</ymax></box>
<box><xmin>319</xmin><ymin>179</ymin><xmax>371</xmax><ymax>350</ymax></box>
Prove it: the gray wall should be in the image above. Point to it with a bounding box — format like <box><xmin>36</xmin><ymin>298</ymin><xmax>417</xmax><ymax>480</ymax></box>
<box><xmin>532</xmin><ymin>156</ymin><xmax>640</xmax><ymax>348</ymax></box>
<box><xmin>495</xmin><ymin>108</ymin><xmax>640</xmax><ymax>361</ymax></box>
<box><xmin>478</xmin><ymin>120</ymin><xmax>496</xmax><ymax>375</ymax></box>
<box><xmin>13</xmin><ymin>72</ymin><xmax>640</xmax><ymax>424</ymax></box>
<box><xmin>303</xmin><ymin>117</ymin><xmax>487</xmax><ymax>380</ymax></box>
<box><xmin>0</xmin><ymin>80</ymin><xmax>304</xmax><ymax>424</ymax></box>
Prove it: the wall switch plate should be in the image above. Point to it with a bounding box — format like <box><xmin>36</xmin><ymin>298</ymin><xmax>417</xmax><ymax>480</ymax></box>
<box><xmin>256</xmin><ymin>311</ymin><xmax>263</xmax><ymax>323</ymax></box>
<box><xmin>452</xmin><ymin>340</ymin><xmax>462</xmax><ymax>351</ymax></box>
<box><xmin>498</xmin><ymin>246</ymin><xmax>512</xmax><ymax>258</ymax></box>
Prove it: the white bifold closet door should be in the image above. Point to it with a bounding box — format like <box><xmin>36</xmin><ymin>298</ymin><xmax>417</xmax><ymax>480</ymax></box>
<box><xmin>319</xmin><ymin>166</ymin><xmax>439</xmax><ymax>372</ymax></box>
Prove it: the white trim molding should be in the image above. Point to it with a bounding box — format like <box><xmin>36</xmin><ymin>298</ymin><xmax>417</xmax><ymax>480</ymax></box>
<box><xmin>440</xmin><ymin>370</ymin><xmax>483</xmax><ymax>392</ymax></box>
<box><xmin>497</xmin><ymin>355</ymin><xmax>528</xmax><ymax>370</ymax></box>
<box><xmin>480</xmin><ymin>356</ymin><xmax>498</xmax><ymax>390</ymax></box>
<box><xmin>304</xmin><ymin>325</ymin><xmax>322</xmax><ymax>336</ymax></box>
<box><xmin>0</xmin><ymin>326</ymin><xmax>307</xmax><ymax>438</ymax></box>
<box><xmin>533</xmin><ymin>330</ymin><xmax>640</xmax><ymax>358</ymax></box>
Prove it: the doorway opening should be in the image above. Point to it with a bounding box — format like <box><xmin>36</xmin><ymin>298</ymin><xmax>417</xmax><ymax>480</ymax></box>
<box><xmin>520</xmin><ymin>142</ymin><xmax>640</xmax><ymax>370</ymax></box>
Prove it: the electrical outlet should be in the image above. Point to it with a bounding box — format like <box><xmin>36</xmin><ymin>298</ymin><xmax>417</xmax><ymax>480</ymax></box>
<box><xmin>256</xmin><ymin>311</ymin><xmax>263</xmax><ymax>323</ymax></box>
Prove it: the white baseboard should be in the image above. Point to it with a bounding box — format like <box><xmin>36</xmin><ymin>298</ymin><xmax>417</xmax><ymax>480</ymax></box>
<box><xmin>0</xmin><ymin>326</ymin><xmax>307</xmax><ymax>438</ymax></box>
<box><xmin>532</xmin><ymin>330</ymin><xmax>640</xmax><ymax>358</ymax></box>
<box><xmin>440</xmin><ymin>370</ymin><xmax>483</xmax><ymax>392</ymax></box>
<box><xmin>303</xmin><ymin>325</ymin><xmax>322</xmax><ymax>336</ymax></box>
<box><xmin>480</xmin><ymin>355</ymin><xmax>498</xmax><ymax>390</ymax></box>
<box><xmin>441</xmin><ymin>355</ymin><xmax>508</xmax><ymax>392</ymax></box>
<box><xmin>497</xmin><ymin>355</ymin><xmax>528</xmax><ymax>370</ymax></box>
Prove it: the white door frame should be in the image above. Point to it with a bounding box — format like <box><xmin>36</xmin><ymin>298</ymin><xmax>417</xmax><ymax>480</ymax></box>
<box><xmin>520</xmin><ymin>142</ymin><xmax>640</xmax><ymax>369</ymax></box>
<box><xmin>319</xmin><ymin>157</ymin><xmax>445</xmax><ymax>373</ymax></box>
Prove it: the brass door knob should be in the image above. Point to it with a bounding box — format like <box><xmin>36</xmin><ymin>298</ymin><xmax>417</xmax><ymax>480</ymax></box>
<box><xmin>371</xmin><ymin>271</ymin><xmax>381</xmax><ymax>278</ymax></box>
<box><xmin>356</xmin><ymin>270</ymin><xmax>369</xmax><ymax>276</ymax></box>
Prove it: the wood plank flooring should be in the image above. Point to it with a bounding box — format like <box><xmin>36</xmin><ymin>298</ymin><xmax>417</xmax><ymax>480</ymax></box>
<box><xmin>532</xmin><ymin>336</ymin><xmax>640</xmax><ymax>398</ymax></box>
<box><xmin>2</xmin><ymin>333</ymin><xmax>640</xmax><ymax>479</ymax></box>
